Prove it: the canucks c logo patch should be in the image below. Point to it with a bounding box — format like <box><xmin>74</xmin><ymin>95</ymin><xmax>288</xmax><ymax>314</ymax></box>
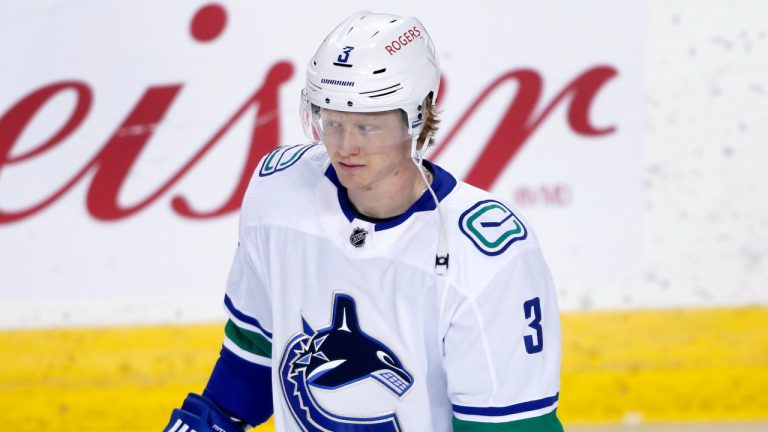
<box><xmin>279</xmin><ymin>293</ymin><xmax>412</xmax><ymax>431</ymax></box>
<box><xmin>459</xmin><ymin>199</ymin><xmax>527</xmax><ymax>256</ymax></box>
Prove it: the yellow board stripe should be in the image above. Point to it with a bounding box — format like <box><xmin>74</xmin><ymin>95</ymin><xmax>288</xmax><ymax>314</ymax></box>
<box><xmin>561</xmin><ymin>307</ymin><xmax>768</xmax><ymax>423</ymax></box>
<box><xmin>0</xmin><ymin>307</ymin><xmax>766</xmax><ymax>430</ymax></box>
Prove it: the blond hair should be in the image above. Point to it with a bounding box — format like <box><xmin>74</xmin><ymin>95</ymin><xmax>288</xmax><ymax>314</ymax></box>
<box><xmin>417</xmin><ymin>95</ymin><xmax>441</xmax><ymax>149</ymax></box>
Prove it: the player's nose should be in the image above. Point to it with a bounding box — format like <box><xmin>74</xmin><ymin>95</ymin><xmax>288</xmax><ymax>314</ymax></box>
<box><xmin>334</xmin><ymin>129</ymin><xmax>361</xmax><ymax>157</ymax></box>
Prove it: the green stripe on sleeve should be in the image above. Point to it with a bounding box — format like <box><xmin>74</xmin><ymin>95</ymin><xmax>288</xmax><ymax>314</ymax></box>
<box><xmin>224</xmin><ymin>319</ymin><xmax>272</xmax><ymax>359</ymax></box>
<box><xmin>453</xmin><ymin>409</ymin><xmax>563</xmax><ymax>432</ymax></box>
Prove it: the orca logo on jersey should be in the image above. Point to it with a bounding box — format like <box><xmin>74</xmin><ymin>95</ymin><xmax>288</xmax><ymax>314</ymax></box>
<box><xmin>459</xmin><ymin>199</ymin><xmax>528</xmax><ymax>256</ymax></box>
<box><xmin>279</xmin><ymin>293</ymin><xmax>412</xmax><ymax>431</ymax></box>
<box><xmin>349</xmin><ymin>227</ymin><xmax>368</xmax><ymax>248</ymax></box>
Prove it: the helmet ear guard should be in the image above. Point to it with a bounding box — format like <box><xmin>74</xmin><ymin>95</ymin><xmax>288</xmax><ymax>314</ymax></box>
<box><xmin>408</xmin><ymin>91</ymin><xmax>437</xmax><ymax>160</ymax></box>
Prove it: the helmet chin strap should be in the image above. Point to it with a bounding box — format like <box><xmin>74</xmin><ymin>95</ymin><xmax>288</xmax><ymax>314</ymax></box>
<box><xmin>410</xmin><ymin>135</ymin><xmax>450</xmax><ymax>275</ymax></box>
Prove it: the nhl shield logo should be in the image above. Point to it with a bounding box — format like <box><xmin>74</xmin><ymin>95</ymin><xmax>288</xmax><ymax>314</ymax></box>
<box><xmin>349</xmin><ymin>227</ymin><xmax>368</xmax><ymax>248</ymax></box>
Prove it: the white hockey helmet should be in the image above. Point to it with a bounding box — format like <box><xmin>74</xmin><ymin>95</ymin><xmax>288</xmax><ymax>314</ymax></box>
<box><xmin>301</xmin><ymin>11</ymin><xmax>440</xmax><ymax>157</ymax></box>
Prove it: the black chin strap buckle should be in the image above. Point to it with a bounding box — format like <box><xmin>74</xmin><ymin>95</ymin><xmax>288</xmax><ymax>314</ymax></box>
<box><xmin>435</xmin><ymin>254</ymin><xmax>450</xmax><ymax>271</ymax></box>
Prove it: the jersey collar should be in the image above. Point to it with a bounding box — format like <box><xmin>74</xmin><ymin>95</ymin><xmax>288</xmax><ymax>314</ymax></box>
<box><xmin>324</xmin><ymin>160</ymin><xmax>457</xmax><ymax>232</ymax></box>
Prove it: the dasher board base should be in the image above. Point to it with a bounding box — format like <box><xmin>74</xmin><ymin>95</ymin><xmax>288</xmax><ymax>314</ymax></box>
<box><xmin>0</xmin><ymin>307</ymin><xmax>766</xmax><ymax>430</ymax></box>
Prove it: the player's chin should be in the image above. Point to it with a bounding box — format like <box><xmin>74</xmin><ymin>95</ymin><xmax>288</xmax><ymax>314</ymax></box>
<box><xmin>336</xmin><ymin>172</ymin><xmax>368</xmax><ymax>191</ymax></box>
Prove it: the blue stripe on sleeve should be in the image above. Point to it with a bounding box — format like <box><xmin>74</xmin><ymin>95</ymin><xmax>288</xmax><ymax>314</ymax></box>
<box><xmin>224</xmin><ymin>294</ymin><xmax>273</xmax><ymax>339</ymax></box>
<box><xmin>203</xmin><ymin>345</ymin><xmax>273</xmax><ymax>427</ymax></box>
<box><xmin>453</xmin><ymin>393</ymin><xmax>559</xmax><ymax>417</ymax></box>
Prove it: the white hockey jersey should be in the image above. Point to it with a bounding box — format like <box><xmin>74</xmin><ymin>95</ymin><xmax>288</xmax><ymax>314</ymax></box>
<box><xmin>219</xmin><ymin>144</ymin><xmax>562</xmax><ymax>431</ymax></box>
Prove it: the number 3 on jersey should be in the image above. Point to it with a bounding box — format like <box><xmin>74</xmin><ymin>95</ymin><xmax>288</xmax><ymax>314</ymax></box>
<box><xmin>523</xmin><ymin>297</ymin><xmax>544</xmax><ymax>354</ymax></box>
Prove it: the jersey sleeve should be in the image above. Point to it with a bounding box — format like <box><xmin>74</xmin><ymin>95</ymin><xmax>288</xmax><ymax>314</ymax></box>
<box><xmin>444</xmin><ymin>243</ymin><xmax>563</xmax><ymax>431</ymax></box>
<box><xmin>202</xmin><ymin>233</ymin><xmax>274</xmax><ymax>427</ymax></box>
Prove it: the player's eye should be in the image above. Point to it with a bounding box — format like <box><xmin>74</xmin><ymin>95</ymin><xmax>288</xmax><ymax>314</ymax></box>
<box><xmin>358</xmin><ymin>124</ymin><xmax>379</xmax><ymax>134</ymax></box>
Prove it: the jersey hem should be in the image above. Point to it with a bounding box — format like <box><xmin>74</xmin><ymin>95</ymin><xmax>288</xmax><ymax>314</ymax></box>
<box><xmin>453</xmin><ymin>393</ymin><xmax>559</xmax><ymax>421</ymax></box>
<box><xmin>452</xmin><ymin>407</ymin><xmax>563</xmax><ymax>431</ymax></box>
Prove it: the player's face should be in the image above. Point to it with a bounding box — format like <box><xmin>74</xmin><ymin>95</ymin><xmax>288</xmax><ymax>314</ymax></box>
<box><xmin>321</xmin><ymin>108</ymin><xmax>412</xmax><ymax>192</ymax></box>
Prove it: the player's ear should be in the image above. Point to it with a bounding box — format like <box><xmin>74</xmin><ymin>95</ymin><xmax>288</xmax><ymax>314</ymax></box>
<box><xmin>333</xmin><ymin>295</ymin><xmax>360</xmax><ymax>332</ymax></box>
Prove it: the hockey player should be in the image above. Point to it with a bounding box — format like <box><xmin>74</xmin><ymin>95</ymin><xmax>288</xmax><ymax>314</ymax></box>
<box><xmin>164</xmin><ymin>11</ymin><xmax>563</xmax><ymax>432</ymax></box>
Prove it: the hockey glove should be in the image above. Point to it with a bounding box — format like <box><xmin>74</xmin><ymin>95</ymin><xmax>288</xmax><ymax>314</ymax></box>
<box><xmin>163</xmin><ymin>392</ymin><xmax>245</xmax><ymax>432</ymax></box>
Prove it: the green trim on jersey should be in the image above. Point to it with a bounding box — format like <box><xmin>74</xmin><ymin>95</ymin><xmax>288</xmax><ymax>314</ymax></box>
<box><xmin>225</xmin><ymin>320</ymin><xmax>272</xmax><ymax>359</ymax></box>
<box><xmin>263</xmin><ymin>149</ymin><xmax>279</xmax><ymax>172</ymax></box>
<box><xmin>278</xmin><ymin>146</ymin><xmax>305</xmax><ymax>167</ymax></box>
<box><xmin>259</xmin><ymin>144</ymin><xmax>317</xmax><ymax>176</ymax></box>
<box><xmin>452</xmin><ymin>409</ymin><xmax>563</xmax><ymax>432</ymax></box>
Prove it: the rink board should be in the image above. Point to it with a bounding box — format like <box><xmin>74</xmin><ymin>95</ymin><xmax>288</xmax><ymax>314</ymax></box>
<box><xmin>1</xmin><ymin>306</ymin><xmax>766</xmax><ymax>430</ymax></box>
